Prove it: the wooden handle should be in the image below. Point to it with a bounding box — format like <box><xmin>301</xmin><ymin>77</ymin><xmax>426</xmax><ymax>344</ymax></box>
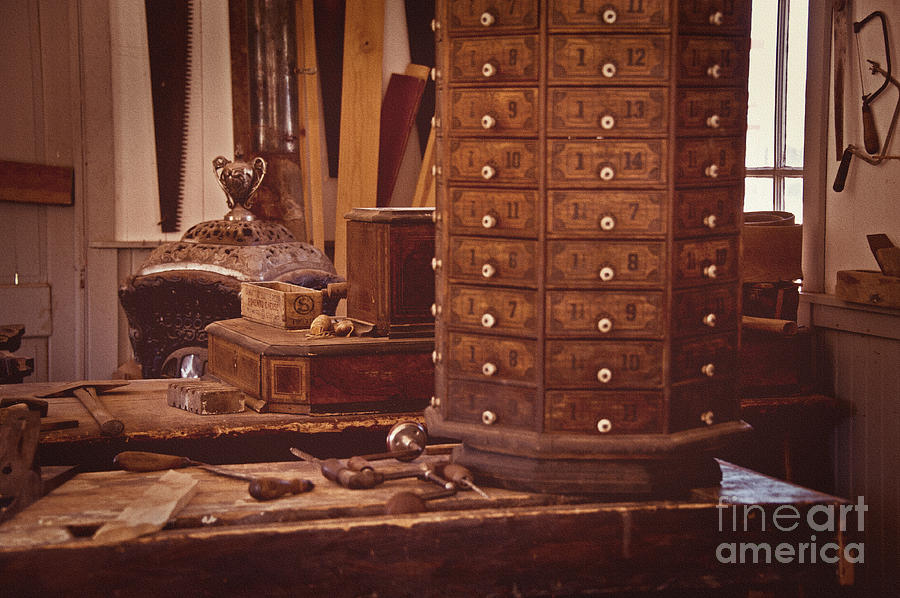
<box><xmin>862</xmin><ymin>103</ymin><xmax>880</xmax><ymax>154</ymax></box>
<box><xmin>73</xmin><ymin>386</ymin><xmax>124</xmax><ymax>436</ymax></box>
<box><xmin>248</xmin><ymin>477</ymin><xmax>314</xmax><ymax>501</ymax></box>
<box><xmin>325</xmin><ymin>281</ymin><xmax>349</xmax><ymax>299</ymax></box>
<box><xmin>833</xmin><ymin>148</ymin><xmax>853</xmax><ymax>192</ymax></box>
<box><xmin>114</xmin><ymin>451</ymin><xmax>193</xmax><ymax>472</ymax></box>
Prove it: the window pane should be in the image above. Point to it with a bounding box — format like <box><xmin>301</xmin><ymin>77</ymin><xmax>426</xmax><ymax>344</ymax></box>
<box><xmin>746</xmin><ymin>2</ymin><xmax>777</xmax><ymax>168</ymax></box>
<box><xmin>744</xmin><ymin>177</ymin><xmax>774</xmax><ymax>213</ymax></box>
<box><xmin>785</xmin><ymin>0</ymin><xmax>808</xmax><ymax>167</ymax></box>
<box><xmin>784</xmin><ymin>177</ymin><xmax>803</xmax><ymax>223</ymax></box>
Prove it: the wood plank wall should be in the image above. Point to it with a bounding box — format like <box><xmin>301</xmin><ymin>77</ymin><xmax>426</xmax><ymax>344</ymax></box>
<box><xmin>804</xmin><ymin>295</ymin><xmax>900</xmax><ymax>594</ymax></box>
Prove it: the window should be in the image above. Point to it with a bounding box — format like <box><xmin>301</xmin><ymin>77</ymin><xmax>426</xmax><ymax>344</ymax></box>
<box><xmin>744</xmin><ymin>0</ymin><xmax>809</xmax><ymax>222</ymax></box>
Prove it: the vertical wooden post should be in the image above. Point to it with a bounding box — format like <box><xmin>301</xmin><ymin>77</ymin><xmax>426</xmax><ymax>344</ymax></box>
<box><xmin>333</xmin><ymin>0</ymin><xmax>385</xmax><ymax>278</ymax></box>
<box><xmin>295</xmin><ymin>0</ymin><xmax>327</xmax><ymax>251</ymax></box>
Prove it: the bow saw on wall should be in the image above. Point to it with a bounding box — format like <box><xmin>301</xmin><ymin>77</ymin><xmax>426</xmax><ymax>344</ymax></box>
<box><xmin>834</xmin><ymin>9</ymin><xmax>900</xmax><ymax>192</ymax></box>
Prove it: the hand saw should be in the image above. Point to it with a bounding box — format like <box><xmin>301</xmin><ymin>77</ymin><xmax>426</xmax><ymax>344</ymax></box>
<box><xmin>145</xmin><ymin>0</ymin><xmax>193</xmax><ymax>233</ymax></box>
<box><xmin>833</xmin><ymin>0</ymin><xmax>851</xmax><ymax>161</ymax></box>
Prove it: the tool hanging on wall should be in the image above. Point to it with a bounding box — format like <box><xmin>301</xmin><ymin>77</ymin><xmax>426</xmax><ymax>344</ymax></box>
<box><xmin>145</xmin><ymin>0</ymin><xmax>193</xmax><ymax>232</ymax></box>
<box><xmin>834</xmin><ymin>11</ymin><xmax>900</xmax><ymax>192</ymax></box>
<box><xmin>833</xmin><ymin>0</ymin><xmax>851</xmax><ymax>161</ymax></box>
<box><xmin>855</xmin><ymin>11</ymin><xmax>892</xmax><ymax>154</ymax></box>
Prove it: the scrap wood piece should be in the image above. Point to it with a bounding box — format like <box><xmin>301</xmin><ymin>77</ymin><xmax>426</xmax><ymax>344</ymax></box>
<box><xmin>0</xmin><ymin>160</ymin><xmax>74</xmax><ymax>206</ymax></box>
<box><xmin>377</xmin><ymin>71</ymin><xmax>427</xmax><ymax>207</ymax></box>
<box><xmin>411</xmin><ymin>122</ymin><xmax>435</xmax><ymax>208</ymax></box>
<box><xmin>166</xmin><ymin>380</ymin><xmax>245</xmax><ymax>415</ymax></box>
<box><xmin>334</xmin><ymin>0</ymin><xmax>385</xmax><ymax>278</ymax></box>
<box><xmin>295</xmin><ymin>0</ymin><xmax>327</xmax><ymax>250</ymax></box>
<box><xmin>92</xmin><ymin>469</ymin><xmax>199</xmax><ymax>544</ymax></box>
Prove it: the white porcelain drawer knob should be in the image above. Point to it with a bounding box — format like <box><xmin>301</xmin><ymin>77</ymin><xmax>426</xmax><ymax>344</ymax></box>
<box><xmin>480</xmin><ymin>12</ymin><xmax>495</xmax><ymax>26</ymax></box>
<box><xmin>597</xmin><ymin>418</ymin><xmax>613</xmax><ymax>433</ymax></box>
<box><xmin>482</xmin><ymin>362</ymin><xmax>497</xmax><ymax>376</ymax></box>
<box><xmin>597</xmin><ymin>317</ymin><xmax>613</xmax><ymax>334</ymax></box>
<box><xmin>597</xmin><ymin>368</ymin><xmax>613</xmax><ymax>384</ymax></box>
<box><xmin>481</xmin><ymin>313</ymin><xmax>496</xmax><ymax>328</ymax></box>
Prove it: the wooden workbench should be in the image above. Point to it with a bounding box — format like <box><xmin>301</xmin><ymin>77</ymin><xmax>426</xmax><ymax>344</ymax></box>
<box><xmin>0</xmin><ymin>457</ymin><xmax>856</xmax><ymax>596</ymax></box>
<box><xmin>0</xmin><ymin>380</ymin><xmax>425</xmax><ymax>469</ymax></box>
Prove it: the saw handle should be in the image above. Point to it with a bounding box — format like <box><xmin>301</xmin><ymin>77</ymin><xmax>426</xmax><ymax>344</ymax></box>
<box><xmin>862</xmin><ymin>102</ymin><xmax>880</xmax><ymax>154</ymax></box>
<box><xmin>833</xmin><ymin>148</ymin><xmax>854</xmax><ymax>192</ymax></box>
<box><xmin>114</xmin><ymin>451</ymin><xmax>193</xmax><ymax>472</ymax></box>
<box><xmin>248</xmin><ymin>477</ymin><xmax>314</xmax><ymax>501</ymax></box>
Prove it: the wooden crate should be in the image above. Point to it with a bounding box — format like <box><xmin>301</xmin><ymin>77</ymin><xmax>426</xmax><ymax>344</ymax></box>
<box><xmin>345</xmin><ymin>207</ymin><xmax>435</xmax><ymax>337</ymax></box>
<box><xmin>206</xmin><ymin>318</ymin><xmax>433</xmax><ymax>414</ymax></box>
<box><xmin>240</xmin><ymin>282</ymin><xmax>323</xmax><ymax>329</ymax></box>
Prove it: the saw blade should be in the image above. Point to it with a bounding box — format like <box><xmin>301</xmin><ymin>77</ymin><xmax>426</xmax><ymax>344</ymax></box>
<box><xmin>145</xmin><ymin>0</ymin><xmax>193</xmax><ymax>232</ymax></box>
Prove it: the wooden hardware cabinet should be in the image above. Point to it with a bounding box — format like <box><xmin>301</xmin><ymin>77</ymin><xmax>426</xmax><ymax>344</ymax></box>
<box><xmin>427</xmin><ymin>0</ymin><xmax>752</xmax><ymax>493</ymax></box>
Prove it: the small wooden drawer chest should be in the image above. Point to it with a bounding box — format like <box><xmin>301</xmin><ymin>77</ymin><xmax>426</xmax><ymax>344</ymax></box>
<box><xmin>427</xmin><ymin>0</ymin><xmax>752</xmax><ymax>494</ymax></box>
<box><xmin>345</xmin><ymin>207</ymin><xmax>435</xmax><ymax>337</ymax></box>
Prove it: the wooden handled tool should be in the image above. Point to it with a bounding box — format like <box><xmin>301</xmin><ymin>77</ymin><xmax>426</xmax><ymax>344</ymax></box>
<box><xmin>114</xmin><ymin>451</ymin><xmax>314</xmax><ymax>501</ymax></box>
<box><xmin>384</xmin><ymin>488</ymin><xmax>457</xmax><ymax>515</ymax></box>
<box><xmin>37</xmin><ymin>381</ymin><xmax>126</xmax><ymax>436</ymax></box>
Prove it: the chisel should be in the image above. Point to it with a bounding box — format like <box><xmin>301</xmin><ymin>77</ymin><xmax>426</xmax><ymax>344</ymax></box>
<box><xmin>113</xmin><ymin>451</ymin><xmax>314</xmax><ymax>501</ymax></box>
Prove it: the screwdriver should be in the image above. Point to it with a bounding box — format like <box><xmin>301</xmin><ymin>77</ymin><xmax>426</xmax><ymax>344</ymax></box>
<box><xmin>113</xmin><ymin>451</ymin><xmax>314</xmax><ymax>501</ymax></box>
<box><xmin>431</xmin><ymin>462</ymin><xmax>490</xmax><ymax>499</ymax></box>
<box><xmin>290</xmin><ymin>448</ymin><xmax>454</xmax><ymax>490</ymax></box>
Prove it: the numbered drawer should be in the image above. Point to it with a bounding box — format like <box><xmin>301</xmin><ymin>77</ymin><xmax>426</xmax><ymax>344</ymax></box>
<box><xmin>676</xmin><ymin>88</ymin><xmax>748</xmax><ymax>136</ymax></box>
<box><xmin>549</xmin><ymin>0</ymin><xmax>670</xmax><ymax>29</ymax></box>
<box><xmin>448</xmin><ymin>187</ymin><xmax>538</xmax><ymax>237</ymax></box>
<box><xmin>548</xmin><ymin>87</ymin><xmax>667</xmax><ymax>137</ymax></box>
<box><xmin>443</xmin><ymin>379</ymin><xmax>538</xmax><ymax>429</ymax></box>
<box><xmin>549</xmin><ymin>35</ymin><xmax>669</xmax><ymax>84</ymax></box>
<box><xmin>546</xmin><ymin>290</ymin><xmax>664</xmax><ymax>338</ymax></box>
<box><xmin>447</xmin><ymin>332</ymin><xmax>537</xmax><ymax>382</ymax></box>
<box><xmin>548</xmin><ymin>240</ymin><xmax>664</xmax><ymax>287</ymax></box>
<box><xmin>678</xmin><ymin>0</ymin><xmax>752</xmax><ymax>35</ymax></box>
<box><xmin>547</xmin><ymin>190</ymin><xmax>665</xmax><ymax>237</ymax></box>
<box><xmin>673</xmin><ymin>236</ymin><xmax>739</xmax><ymax>286</ymax></box>
<box><xmin>449</xmin><ymin>88</ymin><xmax>538</xmax><ymax>136</ymax></box>
<box><xmin>672</xmin><ymin>284</ymin><xmax>740</xmax><ymax>337</ymax></box>
<box><xmin>549</xmin><ymin>139</ymin><xmax>666</xmax><ymax>187</ymax></box>
<box><xmin>673</xmin><ymin>186</ymin><xmax>742</xmax><ymax>238</ymax></box>
<box><xmin>449</xmin><ymin>36</ymin><xmax>538</xmax><ymax>83</ymax></box>
<box><xmin>671</xmin><ymin>332</ymin><xmax>737</xmax><ymax>383</ymax></box>
<box><xmin>448</xmin><ymin>139</ymin><xmax>538</xmax><ymax>184</ymax></box>
<box><xmin>676</xmin><ymin>36</ymin><xmax>750</xmax><ymax>86</ymax></box>
<box><xmin>669</xmin><ymin>378</ymin><xmax>739</xmax><ymax>432</ymax></box>
<box><xmin>545</xmin><ymin>390</ymin><xmax>664</xmax><ymax>435</ymax></box>
<box><xmin>674</xmin><ymin>137</ymin><xmax>745</xmax><ymax>184</ymax></box>
<box><xmin>446</xmin><ymin>236</ymin><xmax>537</xmax><ymax>286</ymax></box>
<box><xmin>546</xmin><ymin>340</ymin><xmax>663</xmax><ymax>389</ymax></box>
<box><xmin>445</xmin><ymin>0</ymin><xmax>538</xmax><ymax>32</ymax></box>
<box><xmin>446</xmin><ymin>284</ymin><xmax>538</xmax><ymax>336</ymax></box>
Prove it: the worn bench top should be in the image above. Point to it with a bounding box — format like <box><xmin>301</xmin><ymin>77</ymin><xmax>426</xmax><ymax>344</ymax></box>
<box><xmin>0</xmin><ymin>457</ymin><xmax>857</xmax><ymax>596</ymax></box>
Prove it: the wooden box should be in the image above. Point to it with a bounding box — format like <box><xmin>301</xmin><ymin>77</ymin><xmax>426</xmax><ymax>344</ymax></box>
<box><xmin>206</xmin><ymin>318</ymin><xmax>433</xmax><ymax>414</ymax></box>
<box><xmin>240</xmin><ymin>282</ymin><xmax>323</xmax><ymax>329</ymax></box>
<box><xmin>835</xmin><ymin>270</ymin><xmax>900</xmax><ymax>309</ymax></box>
<box><xmin>345</xmin><ymin>207</ymin><xmax>435</xmax><ymax>337</ymax></box>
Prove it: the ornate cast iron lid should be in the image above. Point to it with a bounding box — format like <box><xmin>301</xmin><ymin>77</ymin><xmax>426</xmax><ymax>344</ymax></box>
<box><xmin>136</xmin><ymin>155</ymin><xmax>336</xmax><ymax>282</ymax></box>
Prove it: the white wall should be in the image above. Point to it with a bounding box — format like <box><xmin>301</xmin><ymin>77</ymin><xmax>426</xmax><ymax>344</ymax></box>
<box><xmin>823</xmin><ymin>0</ymin><xmax>900</xmax><ymax>291</ymax></box>
<box><xmin>110</xmin><ymin>0</ymin><xmax>234</xmax><ymax>241</ymax></box>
